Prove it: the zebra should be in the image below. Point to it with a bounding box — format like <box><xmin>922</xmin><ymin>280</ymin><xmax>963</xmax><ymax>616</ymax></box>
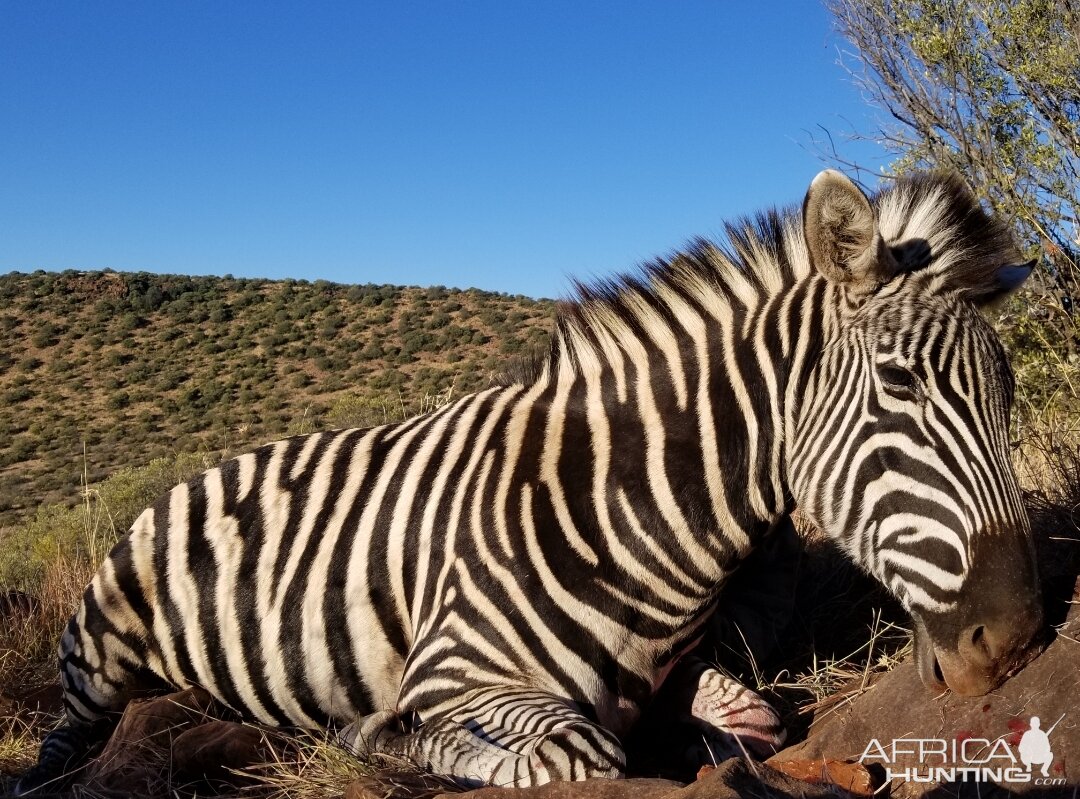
<box><xmin>17</xmin><ymin>169</ymin><xmax>1047</xmax><ymax>793</ymax></box>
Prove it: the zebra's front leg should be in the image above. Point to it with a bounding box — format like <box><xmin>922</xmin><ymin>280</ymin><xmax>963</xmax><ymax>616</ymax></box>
<box><xmin>339</xmin><ymin>687</ymin><xmax>626</xmax><ymax>787</ymax></box>
<box><xmin>666</xmin><ymin>656</ymin><xmax>786</xmax><ymax>766</ymax></box>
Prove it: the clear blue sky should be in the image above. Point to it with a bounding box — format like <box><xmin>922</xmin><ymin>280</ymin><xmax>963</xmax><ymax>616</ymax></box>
<box><xmin>0</xmin><ymin>2</ymin><xmax>886</xmax><ymax>300</ymax></box>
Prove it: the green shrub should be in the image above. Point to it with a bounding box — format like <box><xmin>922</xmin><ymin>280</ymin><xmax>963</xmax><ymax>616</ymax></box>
<box><xmin>4</xmin><ymin>385</ymin><xmax>34</xmax><ymax>404</ymax></box>
<box><xmin>0</xmin><ymin>451</ymin><xmax>212</xmax><ymax>589</ymax></box>
<box><xmin>30</xmin><ymin>323</ymin><xmax>59</xmax><ymax>348</ymax></box>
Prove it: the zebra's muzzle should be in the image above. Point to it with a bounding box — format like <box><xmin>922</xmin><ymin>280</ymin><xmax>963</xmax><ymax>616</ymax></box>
<box><xmin>909</xmin><ymin>519</ymin><xmax>1049</xmax><ymax>697</ymax></box>
<box><xmin>912</xmin><ymin>606</ymin><xmax>1047</xmax><ymax>696</ymax></box>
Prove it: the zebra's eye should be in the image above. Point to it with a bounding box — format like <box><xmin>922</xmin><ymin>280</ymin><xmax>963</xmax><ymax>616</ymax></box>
<box><xmin>878</xmin><ymin>364</ymin><xmax>918</xmax><ymax>393</ymax></box>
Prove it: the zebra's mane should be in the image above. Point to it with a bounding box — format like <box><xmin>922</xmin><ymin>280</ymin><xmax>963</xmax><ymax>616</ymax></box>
<box><xmin>538</xmin><ymin>172</ymin><xmax>1023</xmax><ymax>380</ymax></box>
<box><xmin>874</xmin><ymin>172</ymin><xmax>1023</xmax><ymax>299</ymax></box>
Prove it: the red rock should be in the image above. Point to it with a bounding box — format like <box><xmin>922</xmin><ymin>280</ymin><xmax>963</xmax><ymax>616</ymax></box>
<box><xmin>343</xmin><ymin>769</ymin><xmax>479</xmax><ymax>799</ymax></box>
<box><xmin>768</xmin><ymin>758</ymin><xmax>878</xmax><ymax>796</ymax></box>
<box><xmin>344</xmin><ymin>759</ymin><xmax>863</xmax><ymax>799</ymax></box>
<box><xmin>770</xmin><ymin>583</ymin><xmax>1080</xmax><ymax>797</ymax></box>
<box><xmin>674</xmin><ymin>759</ymin><xmax>864</xmax><ymax>798</ymax></box>
<box><xmin>171</xmin><ymin>719</ymin><xmax>269</xmax><ymax>784</ymax></box>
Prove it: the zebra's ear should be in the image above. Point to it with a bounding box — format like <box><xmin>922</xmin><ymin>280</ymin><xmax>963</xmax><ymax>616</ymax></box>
<box><xmin>803</xmin><ymin>170</ymin><xmax>898</xmax><ymax>294</ymax></box>
<box><xmin>965</xmin><ymin>260</ymin><xmax>1036</xmax><ymax>307</ymax></box>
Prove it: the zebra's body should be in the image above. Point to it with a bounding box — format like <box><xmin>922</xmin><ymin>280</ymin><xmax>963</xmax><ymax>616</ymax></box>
<box><xmin>56</xmin><ymin>378</ymin><xmax>781</xmax><ymax>784</ymax></box>
<box><xmin>20</xmin><ymin>170</ymin><xmax>1046</xmax><ymax>792</ymax></box>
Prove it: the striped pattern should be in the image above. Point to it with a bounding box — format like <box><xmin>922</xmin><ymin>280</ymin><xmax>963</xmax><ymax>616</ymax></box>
<box><xmin>790</xmin><ymin>286</ymin><xmax>1026</xmax><ymax>614</ymax></box>
<box><xmin>19</xmin><ymin>170</ymin><xmax>1040</xmax><ymax>793</ymax></box>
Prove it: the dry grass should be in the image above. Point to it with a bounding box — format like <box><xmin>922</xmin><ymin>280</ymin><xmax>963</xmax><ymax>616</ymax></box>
<box><xmin>0</xmin><ymin>468</ymin><xmax>135</xmax><ymax>695</ymax></box>
<box><xmin>0</xmin><ymin>715</ymin><xmax>42</xmax><ymax>776</ymax></box>
<box><xmin>249</xmin><ymin>730</ymin><xmax>379</xmax><ymax>799</ymax></box>
<box><xmin>0</xmin><ymin>541</ymin><xmax>99</xmax><ymax>787</ymax></box>
<box><xmin>771</xmin><ymin>612</ymin><xmax>913</xmax><ymax>723</ymax></box>
<box><xmin>0</xmin><ymin>558</ymin><xmax>94</xmax><ymax>693</ymax></box>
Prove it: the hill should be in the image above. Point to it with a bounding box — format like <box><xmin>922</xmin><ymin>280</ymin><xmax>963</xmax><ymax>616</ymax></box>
<box><xmin>0</xmin><ymin>270</ymin><xmax>555</xmax><ymax>529</ymax></box>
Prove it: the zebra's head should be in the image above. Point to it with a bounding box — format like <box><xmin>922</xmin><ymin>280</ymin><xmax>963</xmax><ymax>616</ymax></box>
<box><xmin>789</xmin><ymin>170</ymin><xmax>1046</xmax><ymax>696</ymax></box>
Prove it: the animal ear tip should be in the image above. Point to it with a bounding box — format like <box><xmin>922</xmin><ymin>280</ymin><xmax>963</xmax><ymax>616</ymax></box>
<box><xmin>999</xmin><ymin>260</ymin><xmax>1036</xmax><ymax>284</ymax></box>
<box><xmin>809</xmin><ymin>169</ymin><xmax>851</xmax><ymax>192</ymax></box>
<box><xmin>804</xmin><ymin>170</ymin><xmax>879</xmax><ymax>288</ymax></box>
<box><xmin>974</xmin><ymin>260</ymin><xmax>1036</xmax><ymax>303</ymax></box>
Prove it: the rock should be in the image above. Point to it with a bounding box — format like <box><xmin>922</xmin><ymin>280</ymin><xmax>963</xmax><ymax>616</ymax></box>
<box><xmin>344</xmin><ymin>769</ymin><xmax>499</xmax><ymax>799</ymax></box>
<box><xmin>677</xmin><ymin>759</ymin><xmax>862</xmax><ymax>797</ymax></box>
<box><xmin>343</xmin><ymin>759</ymin><xmax>862</xmax><ymax>799</ymax></box>
<box><xmin>441</xmin><ymin>776</ymin><xmax>678</xmax><ymax>799</ymax></box>
<box><xmin>82</xmin><ymin>687</ymin><xmax>224</xmax><ymax>795</ymax></box>
<box><xmin>171</xmin><ymin>720</ymin><xmax>269</xmax><ymax>785</ymax></box>
<box><xmin>770</xmin><ymin>582</ymin><xmax>1080</xmax><ymax>797</ymax></box>
<box><xmin>767</xmin><ymin>758</ymin><xmax>878</xmax><ymax>796</ymax></box>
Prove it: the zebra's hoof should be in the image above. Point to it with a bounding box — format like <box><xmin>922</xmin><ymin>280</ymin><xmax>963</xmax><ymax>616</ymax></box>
<box><xmin>685</xmin><ymin>671</ymin><xmax>786</xmax><ymax>760</ymax></box>
<box><xmin>12</xmin><ymin>768</ymin><xmax>58</xmax><ymax>797</ymax></box>
<box><xmin>337</xmin><ymin>709</ymin><xmax>400</xmax><ymax>755</ymax></box>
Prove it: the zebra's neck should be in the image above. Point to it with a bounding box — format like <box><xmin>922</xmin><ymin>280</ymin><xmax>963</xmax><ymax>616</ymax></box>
<box><xmin>535</xmin><ymin>242</ymin><xmax>827</xmax><ymax>602</ymax></box>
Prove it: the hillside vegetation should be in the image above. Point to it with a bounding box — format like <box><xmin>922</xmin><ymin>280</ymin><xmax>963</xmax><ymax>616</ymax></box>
<box><xmin>0</xmin><ymin>270</ymin><xmax>555</xmax><ymax>531</ymax></box>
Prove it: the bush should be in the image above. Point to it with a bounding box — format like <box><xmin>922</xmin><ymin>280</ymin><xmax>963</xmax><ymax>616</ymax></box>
<box><xmin>4</xmin><ymin>385</ymin><xmax>34</xmax><ymax>404</ymax></box>
<box><xmin>426</xmin><ymin>312</ymin><xmax>451</xmax><ymax>330</ymax></box>
<box><xmin>30</xmin><ymin>323</ymin><xmax>59</xmax><ymax>348</ymax></box>
<box><xmin>0</xmin><ymin>451</ymin><xmax>213</xmax><ymax>589</ymax></box>
<box><xmin>369</xmin><ymin>369</ymin><xmax>406</xmax><ymax>390</ymax></box>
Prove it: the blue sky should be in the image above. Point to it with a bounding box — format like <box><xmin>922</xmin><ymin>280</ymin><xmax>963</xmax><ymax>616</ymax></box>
<box><xmin>0</xmin><ymin>2</ymin><xmax>886</xmax><ymax>299</ymax></box>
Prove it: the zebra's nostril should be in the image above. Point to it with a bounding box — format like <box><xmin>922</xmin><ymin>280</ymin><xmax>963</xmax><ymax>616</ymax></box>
<box><xmin>971</xmin><ymin>625</ymin><xmax>986</xmax><ymax>651</ymax></box>
<box><xmin>933</xmin><ymin>656</ymin><xmax>945</xmax><ymax>685</ymax></box>
<box><xmin>960</xmin><ymin>623</ymin><xmax>995</xmax><ymax>667</ymax></box>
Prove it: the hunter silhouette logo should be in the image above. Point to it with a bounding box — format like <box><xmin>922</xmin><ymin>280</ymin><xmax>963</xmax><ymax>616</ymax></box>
<box><xmin>859</xmin><ymin>713</ymin><xmax>1066</xmax><ymax>786</ymax></box>
<box><xmin>1018</xmin><ymin>716</ymin><xmax>1057</xmax><ymax>777</ymax></box>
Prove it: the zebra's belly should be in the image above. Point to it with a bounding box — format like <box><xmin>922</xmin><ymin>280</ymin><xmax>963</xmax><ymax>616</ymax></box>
<box><xmin>140</xmin><ymin>565</ymin><xmax>407</xmax><ymax>729</ymax></box>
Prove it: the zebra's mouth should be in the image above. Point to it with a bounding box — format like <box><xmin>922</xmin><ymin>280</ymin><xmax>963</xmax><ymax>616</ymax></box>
<box><xmin>913</xmin><ymin>621</ymin><xmax>950</xmax><ymax>694</ymax></box>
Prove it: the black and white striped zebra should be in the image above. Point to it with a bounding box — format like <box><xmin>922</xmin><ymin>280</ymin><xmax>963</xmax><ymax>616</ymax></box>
<box><xmin>18</xmin><ymin>170</ymin><xmax>1046</xmax><ymax>793</ymax></box>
